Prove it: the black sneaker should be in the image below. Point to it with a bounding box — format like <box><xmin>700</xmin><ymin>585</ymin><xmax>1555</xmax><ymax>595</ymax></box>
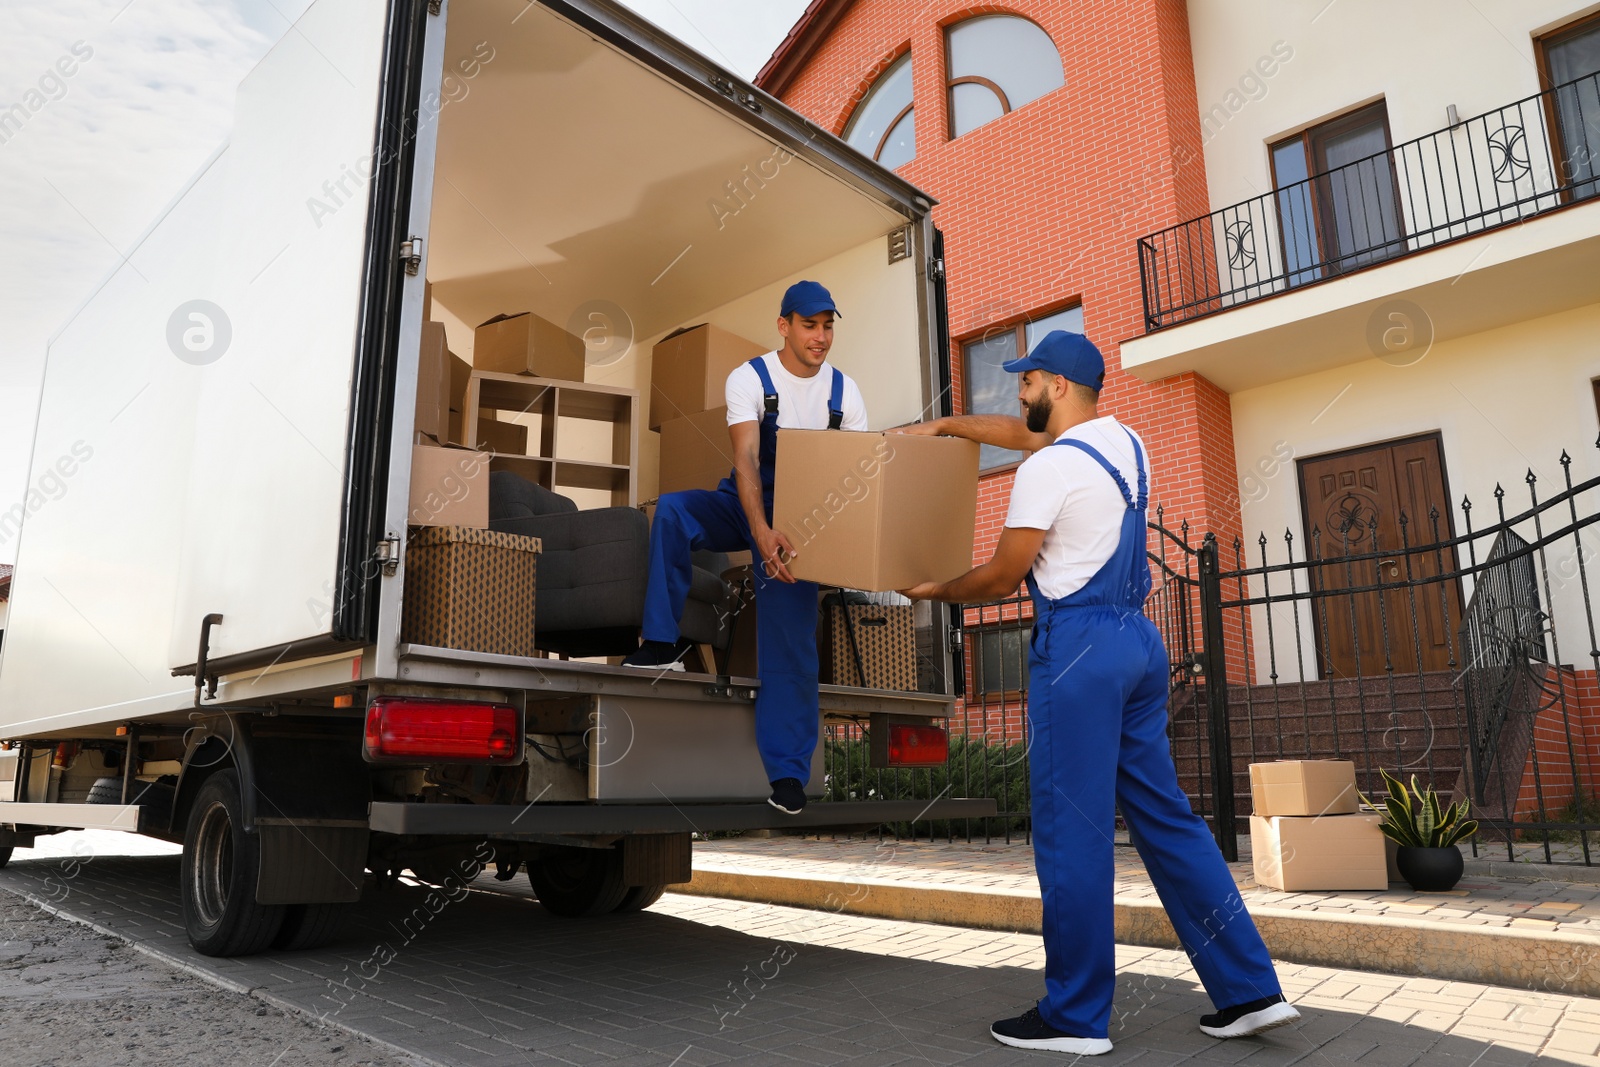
<box><xmin>767</xmin><ymin>778</ymin><xmax>807</xmax><ymax>815</ymax></box>
<box><xmin>1198</xmin><ymin>993</ymin><xmax>1299</xmax><ymax>1038</ymax></box>
<box><xmin>990</xmin><ymin>1007</ymin><xmax>1112</xmax><ymax>1055</ymax></box>
<box><xmin>621</xmin><ymin>639</ymin><xmax>689</xmax><ymax>672</ymax></box>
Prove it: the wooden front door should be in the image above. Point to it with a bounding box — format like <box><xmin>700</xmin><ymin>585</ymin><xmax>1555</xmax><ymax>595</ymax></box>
<box><xmin>1299</xmin><ymin>434</ymin><xmax>1464</xmax><ymax>678</ymax></box>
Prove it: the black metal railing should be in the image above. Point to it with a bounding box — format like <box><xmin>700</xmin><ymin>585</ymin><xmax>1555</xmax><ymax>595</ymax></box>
<box><xmin>1139</xmin><ymin>71</ymin><xmax>1600</xmax><ymax>330</ymax></box>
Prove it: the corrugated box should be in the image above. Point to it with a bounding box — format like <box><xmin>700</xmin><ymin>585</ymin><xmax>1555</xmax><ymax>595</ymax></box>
<box><xmin>476</xmin><ymin>417</ymin><xmax>529</xmax><ymax>456</ymax></box>
<box><xmin>400</xmin><ymin>526</ymin><xmax>540</xmax><ymax>657</ymax></box>
<box><xmin>415</xmin><ymin>322</ymin><xmax>451</xmax><ymax>444</ymax></box>
<box><xmin>773</xmin><ymin>430</ymin><xmax>979</xmax><ymax>591</ymax></box>
<box><xmin>474</xmin><ymin>312</ymin><xmax>586</xmax><ymax>382</ymax></box>
<box><xmin>659</xmin><ymin>406</ymin><xmax>734</xmax><ymax>494</ymax></box>
<box><xmin>1250</xmin><ymin>813</ymin><xmax>1388</xmax><ymax>890</ymax></box>
<box><xmin>409</xmin><ymin>444</ymin><xmax>490</xmax><ymax>528</ymax></box>
<box><xmin>649</xmin><ymin>324</ymin><xmax>765</xmax><ymax>430</ymax></box>
<box><xmin>820</xmin><ymin>602</ymin><xmax>917</xmax><ymax>691</ymax></box>
<box><xmin>1250</xmin><ymin>759</ymin><xmax>1359</xmax><ymax>817</ymax></box>
<box><xmin>449</xmin><ymin>352</ymin><xmax>471</xmax><ymax>417</ymax></box>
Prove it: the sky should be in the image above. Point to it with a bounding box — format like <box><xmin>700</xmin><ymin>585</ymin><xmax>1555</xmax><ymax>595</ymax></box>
<box><xmin>0</xmin><ymin>0</ymin><xmax>808</xmax><ymax>567</ymax></box>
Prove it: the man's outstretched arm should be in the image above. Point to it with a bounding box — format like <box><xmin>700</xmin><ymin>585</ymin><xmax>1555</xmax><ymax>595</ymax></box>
<box><xmin>900</xmin><ymin>525</ymin><xmax>1046</xmax><ymax>604</ymax></box>
<box><xmin>890</xmin><ymin>414</ymin><xmax>1054</xmax><ymax>454</ymax></box>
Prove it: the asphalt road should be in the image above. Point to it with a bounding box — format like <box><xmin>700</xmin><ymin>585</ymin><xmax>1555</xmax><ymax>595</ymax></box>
<box><xmin>1</xmin><ymin>832</ymin><xmax>1596</xmax><ymax>1066</ymax></box>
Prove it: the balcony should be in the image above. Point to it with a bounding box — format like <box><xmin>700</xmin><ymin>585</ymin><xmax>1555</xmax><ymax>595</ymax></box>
<box><xmin>1123</xmin><ymin>72</ymin><xmax>1600</xmax><ymax>391</ymax></box>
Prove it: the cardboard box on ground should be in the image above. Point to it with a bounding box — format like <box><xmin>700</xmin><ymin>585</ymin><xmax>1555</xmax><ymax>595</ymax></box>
<box><xmin>658</xmin><ymin>406</ymin><xmax>735</xmax><ymax>494</ymax></box>
<box><xmin>650</xmin><ymin>324</ymin><xmax>765</xmax><ymax>430</ymax></box>
<box><xmin>773</xmin><ymin>430</ymin><xmax>979</xmax><ymax>591</ymax></box>
<box><xmin>1250</xmin><ymin>813</ymin><xmax>1389</xmax><ymax>891</ymax></box>
<box><xmin>475</xmin><ymin>311</ymin><xmax>586</xmax><ymax>382</ymax></box>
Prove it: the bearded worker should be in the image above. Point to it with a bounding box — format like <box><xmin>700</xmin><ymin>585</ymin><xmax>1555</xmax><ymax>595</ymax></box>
<box><xmin>897</xmin><ymin>330</ymin><xmax>1297</xmax><ymax>1055</ymax></box>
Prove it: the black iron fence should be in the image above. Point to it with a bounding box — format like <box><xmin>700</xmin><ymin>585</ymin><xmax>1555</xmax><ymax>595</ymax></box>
<box><xmin>821</xmin><ymin>445</ymin><xmax>1600</xmax><ymax>867</ymax></box>
<box><xmin>1139</xmin><ymin>70</ymin><xmax>1600</xmax><ymax>330</ymax></box>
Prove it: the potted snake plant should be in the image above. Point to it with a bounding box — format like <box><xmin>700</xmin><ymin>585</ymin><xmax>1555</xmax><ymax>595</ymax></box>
<box><xmin>1364</xmin><ymin>769</ymin><xmax>1478</xmax><ymax>891</ymax></box>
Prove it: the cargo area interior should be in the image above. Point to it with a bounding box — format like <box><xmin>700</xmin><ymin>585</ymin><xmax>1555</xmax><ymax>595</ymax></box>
<box><xmin>401</xmin><ymin>0</ymin><xmax>938</xmax><ymax>680</ymax></box>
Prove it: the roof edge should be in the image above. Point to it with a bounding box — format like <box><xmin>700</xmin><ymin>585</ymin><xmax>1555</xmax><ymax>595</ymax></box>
<box><xmin>755</xmin><ymin>0</ymin><xmax>857</xmax><ymax>99</ymax></box>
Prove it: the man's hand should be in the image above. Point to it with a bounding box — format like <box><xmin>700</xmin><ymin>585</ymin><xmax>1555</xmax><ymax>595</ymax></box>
<box><xmin>888</xmin><ymin>418</ymin><xmax>944</xmax><ymax>436</ymax></box>
<box><xmin>754</xmin><ymin>525</ymin><xmax>798</xmax><ymax>583</ymax></box>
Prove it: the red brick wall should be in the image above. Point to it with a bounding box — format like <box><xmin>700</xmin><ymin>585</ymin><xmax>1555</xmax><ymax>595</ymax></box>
<box><xmin>1514</xmin><ymin>667</ymin><xmax>1600</xmax><ymax>820</ymax></box>
<box><xmin>773</xmin><ymin>0</ymin><xmax>1242</xmax><ymax>566</ymax></box>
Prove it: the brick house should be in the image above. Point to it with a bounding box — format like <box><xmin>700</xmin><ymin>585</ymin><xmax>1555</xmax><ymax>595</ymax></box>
<box><xmin>758</xmin><ymin>0</ymin><xmax>1600</xmax><ymax>827</ymax></box>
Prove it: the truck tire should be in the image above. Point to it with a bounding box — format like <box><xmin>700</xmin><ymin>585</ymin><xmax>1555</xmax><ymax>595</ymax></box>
<box><xmin>0</xmin><ymin>846</ymin><xmax>12</xmax><ymax>869</ymax></box>
<box><xmin>180</xmin><ymin>770</ymin><xmax>286</xmax><ymax>957</ymax></box>
<box><xmin>613</xmin><ymin>884</ymin><xmax>666</xmax><ymax>913</ymax></box>
<box><xmin>528</xmin><ymin>845</ymin><xmax>628</xmax><ymax>917</ymax></box>
<box><xmin>87</xmin><ymin>776</ymin><xmax>175</xmax><ymax>827</ymax></box>
<box><xmin>273</xmin><ymin>903</ymin><xmax>348</xmax><ymax>951</ymax></box>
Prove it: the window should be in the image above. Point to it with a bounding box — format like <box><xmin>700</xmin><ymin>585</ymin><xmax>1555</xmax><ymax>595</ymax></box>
<box><xmin>973</xmin><ymin>624</ymin><xmax>1031</xmax><ymax>697</ymax></box>
<box><xmin>960</xmin><ymin>304</ymin><xmax>1085</xmax><ymax>471</ymax></box>
<box><xmin>844</xmin><ymin>53</ymin><xmax>916</xmax><ymax>169</ymax></box>
<box><xmin>1539</xmin><ymin>12</ymin><xmax>1600</xmax><ymax>201</ymax></box>
<box><xmin>1270</xmin><ymin>101</ymin><xmax>1404</xmax><ymax>282</ymax></box>
<box><xmin>946</xmin><ymin>15</ymin><xmax>1064</xmax><ymax>138</ymax></box>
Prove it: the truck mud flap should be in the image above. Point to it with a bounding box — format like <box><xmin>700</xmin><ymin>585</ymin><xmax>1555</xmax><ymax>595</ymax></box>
<box><xmin>256</xmin><ymin>821</ymin><xmax>369</xmax><ymax>905</ymax></box>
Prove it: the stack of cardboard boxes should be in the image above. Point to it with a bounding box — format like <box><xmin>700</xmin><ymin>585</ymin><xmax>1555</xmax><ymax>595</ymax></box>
<box><xmin>650</xmin><ymin>324</ymin><xmax>767</xmax><ymax>494</ymax></box>
<box><xmin>1249</xmin><ymin>759</ymin><xmax>1390</xmax><ymax>891</ymax></box>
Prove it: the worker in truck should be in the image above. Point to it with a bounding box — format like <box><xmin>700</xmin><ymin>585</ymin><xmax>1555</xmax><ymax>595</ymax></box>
<box><xmin>896</xmin><ymin>330</ymin><xmax>1297</xmax><ymax>1055</ymax></box>
<box><xmin>623</xmin><ymin>280</ymin><xmax>868</xmax><ymax>816</ymax></box>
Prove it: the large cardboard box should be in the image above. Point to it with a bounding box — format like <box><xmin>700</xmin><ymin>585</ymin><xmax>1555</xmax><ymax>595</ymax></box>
<box><xmin>415</xmin><ymin>322</ymin><xmax>451</xmax><ymax>443</ymax></box>
<box><xmin>1251</xmin><ymin>813</ymin><xmax>1388</xmax><ymax>891</ymax></box>
<box><xmin>409</xmin><ymin>444</ymin><xmax>490</xmax><ymax>528</ymax></box>
<box><xmin>474</xmin><ymin>312</ymin><xmax>586</xmax><ymax>382</ymax></box>
<box><xmin>820</xmin><ymin>601</ymin><xmax>917</xmax><ymax>690</ymax></box>
<box><xmin>658</xmin><ymin>406</ymin><xmax>734</xmax><ymax>494</ymax></box>
<box><xmin>401</xmin><ymin>526</ymin><xmax>540</xmax><ymax>657</ymax></box>
<box><xmin>476</xmin><ymin>417</ymin><xmax>529</xmax><ymax>456</ymax></box>
<box><xmin>1250</xmin><ymin>760</ymin><xmax>1359</xmax><ymax>817</ymax></box>
<box><xmin>649</xmin><ymin>324</ymin><xmax>766</xmax><ymax>430</ymax></box>
<box><xmin>773</xmin><ymin>430</ymin><xmax>979</xmax><ymax>591</ymax></box>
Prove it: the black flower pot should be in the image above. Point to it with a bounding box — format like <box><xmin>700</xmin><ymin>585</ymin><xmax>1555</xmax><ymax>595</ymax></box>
<box><xmin>1396</xmin><ymin>846</ymin><xmax>1464</xmax><ymax>891</ymax></box>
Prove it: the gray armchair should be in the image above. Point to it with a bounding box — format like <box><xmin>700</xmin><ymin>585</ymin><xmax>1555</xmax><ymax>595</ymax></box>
<box><xmin>487</xmin><ymin>471</ymin><xmax>732</xmax><ymax>658</ymax></box>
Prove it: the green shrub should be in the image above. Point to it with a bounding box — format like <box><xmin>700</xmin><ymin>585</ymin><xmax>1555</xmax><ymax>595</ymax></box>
<box><xmin>820</xmin><ymin>734</ymin><xmax>1032</xmax><ymax>837</ymax></box>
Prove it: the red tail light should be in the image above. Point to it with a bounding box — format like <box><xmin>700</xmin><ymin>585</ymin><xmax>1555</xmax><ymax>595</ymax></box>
<box><xmin>364</xmin><ymin>698</ymin><xmax>520</xmax><ymax>763</ymax></box>
<box><xmin>887</xmin><ymin>723</ymin><xmax>948</xmax><ymax>767</ymax></box>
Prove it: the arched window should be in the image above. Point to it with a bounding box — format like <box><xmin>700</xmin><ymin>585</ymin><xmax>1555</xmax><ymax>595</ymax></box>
<box><xmin>946</xmin><ymin>15</ymin><xmax>1064</xmax><ymax>138</ymax></box>
<box><xmin>843</xmin><ymin>52</ymin><xmax>916</xmax><ymax>169</ymax></box>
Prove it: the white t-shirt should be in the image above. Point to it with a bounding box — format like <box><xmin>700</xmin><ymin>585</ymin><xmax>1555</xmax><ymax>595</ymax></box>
<box><xmin>725</xmin><ymin>352</ymin><xmax>869</xmax><ymax>431</ymax></box>
<box><xmin>1005</xmin><ymin>416</ymin><xmax>1150</xmax><ymax>600</ymax></box>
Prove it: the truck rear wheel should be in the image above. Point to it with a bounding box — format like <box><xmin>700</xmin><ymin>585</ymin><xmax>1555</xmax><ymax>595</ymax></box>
<box><xmin>528</xmin><ymin>845</ymin><xmax>628</xmax><ymax>917</ymax></box>
<box><xmin>613</xmin><ymin>884</ymin><xmax>666</xmax><ymax>913</ymax></box>
<box><xmin>181</xmin><ymin>770</ymin><xmax>285</xmax><ymax>957</ymax></box>
<box><xmin>273</xmin><ymin>902</ymin><xmax>348</xmax><ymax>951</ymax></box>
<box><xmin>0</xmin><ymin>846</ymin><xmax>12</xmax><ymax>869</ymax></box>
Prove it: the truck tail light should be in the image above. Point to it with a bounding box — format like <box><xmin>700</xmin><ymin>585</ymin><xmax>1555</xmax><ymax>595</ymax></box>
<box><xmin>886</xmin><ymin>723</ymin><xmax>948</xmax><ymax>767</ymax></box>
<box><xmin>364</xmin><ymin>698</ymin><xmax>520</xmax><ymax>763</ymax></box>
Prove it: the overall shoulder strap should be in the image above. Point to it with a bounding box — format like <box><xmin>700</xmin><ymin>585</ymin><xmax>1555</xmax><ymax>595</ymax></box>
<box><xmin>1051</xmin><ymin>437</ymin><xmax>1135</xmax><ymax>510</ymax></box>
<box><xmin>748</xmin><ymin>357</ymin><xmax>779</xmax><ymax>416</ymax></box>
<box><xmin>1123</xmin><ymin>428</ymin><xmax>1148</xmax><ymax>510</ymax></box>
<box><xmin>827</xmin><ymin>367</ymin><xmax>845</xmax><ymax>429</ymax></box>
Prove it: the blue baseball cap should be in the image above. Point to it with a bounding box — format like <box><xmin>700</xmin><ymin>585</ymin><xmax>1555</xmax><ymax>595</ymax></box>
<box><xmin>1003</xmin><ymin>330</ymin><xmax>1105</xmax><ymax>391</ymax></box>
<box><xmin>780</xmin><ymin>280</ymin><xmax>840</xmax><ymax>318</ymax></box>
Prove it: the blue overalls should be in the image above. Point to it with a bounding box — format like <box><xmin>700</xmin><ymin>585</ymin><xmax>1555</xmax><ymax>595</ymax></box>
<box><xmin>1026</xmin><ymin>428</ymin><xmax>1281</xmax><ymax>1039</ymax></box>
<box><xmin>642</xmin><ymin>358</ymin><xmax>845</xmax><ymax>785</ymax></box>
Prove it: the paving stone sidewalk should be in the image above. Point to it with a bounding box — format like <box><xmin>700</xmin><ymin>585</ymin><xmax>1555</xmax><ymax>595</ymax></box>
<box><xmin>692</xmin><ymin>835</ymin><xmax>1600</xmax><ymax>940</ymax></box>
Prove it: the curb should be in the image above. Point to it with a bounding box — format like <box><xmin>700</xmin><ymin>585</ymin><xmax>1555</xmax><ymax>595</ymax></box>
<box><xmin>1</xmin><ymin>885</ymin><xmax>449</xmax><ymax>1067</ymax></box>
<box><xmin>672</xmin><ymin>866</ymin><xmax>1600</xmax><ymax>998</ymax></box>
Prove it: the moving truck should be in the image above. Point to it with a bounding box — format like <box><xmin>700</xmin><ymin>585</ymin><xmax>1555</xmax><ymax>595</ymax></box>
<box><xmin>0</xmin><ymin>0</ymin><xmax>990</xmax><ymax>957</ymax></box>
